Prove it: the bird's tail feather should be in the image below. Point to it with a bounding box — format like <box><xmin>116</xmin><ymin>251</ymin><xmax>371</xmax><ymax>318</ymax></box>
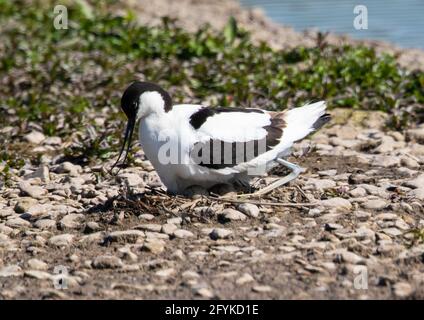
<box><xmin>282</xmin><ymin>101</ymin><xmax>330</xmax><ymax>143</ymax></box>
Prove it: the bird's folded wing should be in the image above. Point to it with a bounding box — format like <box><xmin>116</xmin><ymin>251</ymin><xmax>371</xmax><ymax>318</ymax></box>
<box><xmin>188</xmin><ymin>107</ymin><xmax>284</xmax><ymax>171</ymax></box>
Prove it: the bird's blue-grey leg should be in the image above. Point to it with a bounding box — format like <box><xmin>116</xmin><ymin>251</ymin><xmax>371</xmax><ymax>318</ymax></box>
<box><xmin>242</xmin><ymin>158</ymin><xmax>305</xmax><ymax>197</ymax></box>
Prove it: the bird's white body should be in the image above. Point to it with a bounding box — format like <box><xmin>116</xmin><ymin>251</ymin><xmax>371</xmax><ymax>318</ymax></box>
<box><xmin>138</xmin><ymin>101</ymin><xmax>328</xmax><ymax>194</ymax></box>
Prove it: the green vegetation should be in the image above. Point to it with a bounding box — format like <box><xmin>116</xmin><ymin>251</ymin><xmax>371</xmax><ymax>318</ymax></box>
<box><xmin>0</xmin><ymin>0</ymin><xmax>423</xmax><ymax>171</ymax></box>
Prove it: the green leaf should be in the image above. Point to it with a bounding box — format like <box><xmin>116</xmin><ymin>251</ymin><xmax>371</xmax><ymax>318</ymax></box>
<box><xmin>224</xmin><ymin>16</ymin><xmax>237</xmax><ymax>44</ymax></box>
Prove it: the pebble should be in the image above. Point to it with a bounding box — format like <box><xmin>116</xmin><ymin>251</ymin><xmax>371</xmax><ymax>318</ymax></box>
<box><xmin>136</xmin><ymin>223</ymin><xmax>162</xmax><ymax>232</ymax></box>
<box><xmin>219</xmin><ymin>208</ymin><xmax>247</xmax><ymax>222</ymax></box>
<box><xmin>55</xmin><ymin>162</ymin><xmax>82</xmax><ymax>177</ymax></box>
<box><xmin>25</xmin><ymin>165</ymin><xmax>50</xmax><ymax>182</ymax></box>
<box><xmin>19</xmin><ymin>181</ymin><xmax>47</xmax><ymax>199</ymax></box>
<box><xmin>105</xmin><ymin>230</ymin><xmax>145</xmax><ymax>244</ymax></box>
<box><xmin>306</xmin><ymin>178</ymin><xmax>336</xmax><ymax>190</ymax></box>
<box><xmin>139</xmin><ymin>213</ymin><xmax>155</xmax><ymax>221</ymax></box>
<box><xmin>155</xmin><ymin>268</ymin><xmax>175</xmax><ymax>278</ymax></box>
<box><xmin>27</xmin><ymin>259</ymin><xmax>48</xmax><ymax>271</ymax></box>
<box><xmin>6</xmin><ymin>217</ymin><xmax>31</xmax><ymax>228</ymax></box>
<box><xmin>24</xmin><ymin>131</ymin><xmax>45</xmax><ymax>144</ymax></box>
<box><xmin>209</xmin><ymin>228</ymin><xmax>233</xmax><ymax>240</ymax></box>
<box><xmin>142</xmin><ymin>239</ymin><xmax>165</xmax><ymax>254</ymax></box>
<box><xmin>92</xmin><ymin>255</ymin><xmax>124</xmax><ymax>269</ymax></box>
<box><xmin>252</xmin><ymin>285</ymin><xmax>273</xmax><ymax>293</ymax></box>
<box><xmin>195</xmin><ymin>287</ymin><xmax>214</xmax><ymax>298</ymax></box>
<box><xmin>362</xmin><ymin>199</ymin><xmax>387</xmax><ymax>210</ymax></box>
<box><xmin>60</xmin><ymin>214</ymin><xmax>85</xmax><ymax>230</ymax></box>
<box><xmin>84</xmin><ymin>221</ymin><xmax>101</xmax><ymax>233</ymax></box>
<box><xmin>161</xmin><ymin>223</ymin><xmax>178</xmax><ymax>235</ymax></box>
<box><xmin>349</xmin><ymin>187</ymin><xmax>367</xmax><ymax>198</ymax></box>
<box><xmin>393</xmin><ymin>282</ymin><xmax>413</xmax><ymax>298</ymax></box>
<box><xmin>409</xmin><ymin>188</ymin><xmax>424</xmax><ymax>201</ymax></box>
<box><xmin>24</xmin><ymin>270</ymin><xmax>52</xmax><ymax>280</ymax></box>
<box><xmin>48</xmin><ymin>234</ymin><xmax>74</xmax><ymax>247</ymax></box>
<box><xmin>116</xmin><ymin>173</ymin><xmax>144</xmax><ymax>187</ymax></box>
<box><xmin>173</xmin><ymin>229</ymin><xmax>195</xmax><ymax>239</ymax></box>
<box><xmin>403</xmin><ymin>174</ymin><xmax>424</xmax><ymax>189</ymax></box>
<box><xmin>237</xmin><ymin>203</ymin><xmax>260</xmax><ymax>218</ymax></box>
<box><xmin>0</xmin><ymin>265</ymin><xmax>23</xmax><ymax>277</ymax></box>
<box><xmin>34</xmin><ymin>219</ymin><xmax>56</xmax><ymax>230</ymax></box>
<box><xmin>14</xmin><ymin>198</ymin><xmax>38</xmax><ymax>213</ymax></box>
<box><xmin>236</xmin><ymin>273</ymin><xmax>255</xmax><ymax>285</ymax></box>
<box><xmin>320</xmin><ymin>198</ymin><xmax>352</xmax><ymax>211</ymax></box>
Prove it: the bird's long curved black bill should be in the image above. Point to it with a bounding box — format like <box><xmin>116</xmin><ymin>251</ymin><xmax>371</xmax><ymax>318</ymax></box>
<box><xmin>109</xmin><ymin>118</ymin><xmax>136</xmax><ymax>176</ymax></box>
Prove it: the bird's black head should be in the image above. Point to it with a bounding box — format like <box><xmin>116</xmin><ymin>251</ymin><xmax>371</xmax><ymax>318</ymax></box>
<box><xmin>110</xmin><ymin>81</ymin><xmax>172</xmax><ymax>174</ymax></box>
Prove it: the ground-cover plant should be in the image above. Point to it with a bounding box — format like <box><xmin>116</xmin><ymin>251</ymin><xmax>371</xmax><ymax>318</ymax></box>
<box><xmin>0</xmin><ymin>0</ymin><xmax>423</xmax><ymax>171</ymax></box>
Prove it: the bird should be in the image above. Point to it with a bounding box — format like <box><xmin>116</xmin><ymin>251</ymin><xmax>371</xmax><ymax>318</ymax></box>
<box><xmin>111</xmin><ymin>81</ymin><xmax>330</xmax><ymax>196</ymax></box>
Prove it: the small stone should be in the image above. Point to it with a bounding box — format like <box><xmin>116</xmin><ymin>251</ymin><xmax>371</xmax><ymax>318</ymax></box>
<box><xmin>327</xmin><ymin>249</ymin><xmax>364</xmax><ymax>264</ymax></box>
<box><xmin>252</xmin><ymin>285</ymin><xmax>273</xmax><ymax>293</ymax></box>
<box><xmin>141</xmin><ymin>239</ymin><xmax>165</xmax><ymax>254</ymax></box>
<box><xmin>34</xmin><ymin>219</ymin><xmax>56</xmax><ymax>230</ymax></box>
<box><xmin>25</xmin><ymin>165</ymin><xmax>50</xmax><ymax>182</ymax></box>
<box><xmin>118</xmin><ymin>247</ymin><xmax>138</xmax><ymax>262</ymax></box>
<box><xmin>24</xmin><ymin>131</ymin><xmax>45</xmax><ymax>144</ymax></box>
<box><xmin>6</xmin><ymin>217</ymin><xmax>31</xmax><ymax>228</ymax></box>
<box><xmin>209</xmin><ymin>228</ymin><xmax>233</xmax><ymax>240</ymax></box>
<box><xmin>84</xmin><ymin>221</ymin><xmax>101</xmax><ymax>233</ymax></box>
<box><xmin>14</xmin><ymin>197</ymin><xmax>38</xmax><ymax>213</ymax></box>
<box><xmin>48</xmin><ymin>234</ymin><xmax>74</xmax><ymax>247</ymax></box>
<box><xmin>92</xmin><ymin>255</ymin><xmax>123</xmax><ymax>269</ymax></box>
<box><xmin>325</xmin><ymin>223</ymin><xmax>343</xmax><ymax>231</ymax></box>
<box><xmin>362</xmin><ymin>199</ymin><xmax>387</xmax><ymax>211</ymax></box>
<box><xmin>320</xmin><ymin>198</ymin><xmax>352</xmax><ymax>211</ymax></box>
<box><xmin>306</xmin><ymin>178</ymin><xmax>336</xmax><ymax>190</ymax></box>
<box><xmin>0</xmin><ymin>265</ymin><xmax>23</xmax><ymax>277</ymax></box>
<box><xmin>105</xmin><ymin>230</ymin><xmax>145</xmax><ymax>244</ymax></box>
<box><xmin>355</xmin><ymin>211</ymin><xmax>371</xmax><ymax>221</ymax></box>
<box><xmin>349</xmin><ymin>187</ymin><xmax>367</xmax><ymax>198</ymax></box>
<box><xmin>24</xmin><ymin>270</ymin><xmax>52</xmax><ymax>280</ymax></box>
<box><xmin>155</xmin><ymin>268</ymin><xmax>175</xmax><ymax>278</ymax></box>
<box><xmin>116</xmin><ymin>173</ymin><xmax>144</xmax><ymax>187</ymax></box>
<box><xmin>407</xmin><ymin>128</ymin><xmax>424</xmax><ymax>143</ymax></box>
<box><xmin>173</xmin><ymin>229</ymin><xmax>195</xmax><ymax>239</ymax></box>
<box><xmin>218</xmin><ymin>208</ymin><xmax>247</xmax><ymax>222</ymax></box>
<box><xmin>195</xmin><ymin>287</ymin><xmax>214</xmax><ymax>298</ymax></box>
<box><xmin>382</xmin><ymin>227</ymin><xmax>402</xmax><ymax>237</ymax></box>
<box><xmin>236</xmin><ymin>273</ymin><xmax>255</xmax><ymax>285</ymax></box>
<box><xmin>27</xmin><ymin>259</ymin><xmax>48</xmax><ymax>271</ymax></box>
<box><xmin>161</xmin><ymin>223</ymin><xmax>178</xmax><ymax>235</ymax></box>
<box><xmin>182</xmin><ymin>270</ymin><xmax>200</xmax><ymax>279</ymax></box>
<box><xmin>60</xmin><ymin>214</ymin><xmax>85</xmax><ymax>230</ymax></box>
<box><xmin>136</xmin><ymin>224</ymin><xmax>162</xmax><ymax>232</ymax></box>
<box><xmin>237</xmin><ymin>203</ymin><xmax>260</xmax><ymax>218</ymax></box>
<box><xmin>55</xmin><ymin>162</ymin><xmax>82</xmax><ymax>177</ymax></box>
<box><xmin>393</xmin><ymin>282</ymin><xmax>413</xmax><ymax>298</ymax></box>
<box><xmin>19</xmin><ymin>181</ymin><xmax>47</xmax><ymax>199</ymax></box>
<box><xmin>409</xmin><ymin>188</ymin><xmax>424</xmax><ymax>201</ymax></box>
<box><xmin>403</xmin><ymin>174</ymin><xmax>424</xmax><ymax>189</ymax></box>
<box><xmin>139</xmin><ymin>213</ymin><xmax>155</xmax><ymax>221</ymax></box>
<box><xmin>167</xmin><ymin>217</ymin><xmax>182</xmax><ymax>225</ymax></box>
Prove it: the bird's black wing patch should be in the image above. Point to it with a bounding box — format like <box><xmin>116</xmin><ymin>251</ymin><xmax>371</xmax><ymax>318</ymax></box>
<box><xmin>189</xmin><ymin>107</ymin><xmax>264</xmax><ymax>130</ymax></box>
<box><xmin>190</xmin><ymin>113</ymin><xmax>285</xmax><ymax>169</ymax></box>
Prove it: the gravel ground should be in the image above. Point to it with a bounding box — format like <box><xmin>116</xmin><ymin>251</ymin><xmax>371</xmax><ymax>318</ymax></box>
<box><xmin>1</xmin><ymin>0</ymin><xmax>424</xmax><ymax>300</ymax></box>
<box><xmin>1</xmin><ymin>109</ymin><xmax>424</xmax><ymax>299</ymax></box>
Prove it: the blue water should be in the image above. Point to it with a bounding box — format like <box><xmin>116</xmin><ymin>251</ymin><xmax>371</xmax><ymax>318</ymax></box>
<box><xmin>240</xmin><ymin>0</ymin><xmax>424</xmax><ymax>49</ymax></box>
